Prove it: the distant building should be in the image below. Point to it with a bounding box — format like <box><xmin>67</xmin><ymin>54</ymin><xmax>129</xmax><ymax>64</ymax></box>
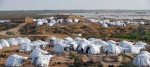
<box><xmin>11</xmin><ymin>16</ymin><xmax>33</xmax><ymax>23</ymax></box>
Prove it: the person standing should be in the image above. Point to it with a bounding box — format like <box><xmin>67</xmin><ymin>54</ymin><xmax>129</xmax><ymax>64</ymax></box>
<box><xmin>105</xmin><ymin>50</ymin><xmax>109</xmax><ymax>57</ymax></box>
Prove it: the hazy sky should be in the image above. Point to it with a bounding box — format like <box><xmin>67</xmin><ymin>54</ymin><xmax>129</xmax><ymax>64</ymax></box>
<box><xmin>0</xmin><ymin>0</ymin><xmax>150</xmax><ymax>10</ymax></box>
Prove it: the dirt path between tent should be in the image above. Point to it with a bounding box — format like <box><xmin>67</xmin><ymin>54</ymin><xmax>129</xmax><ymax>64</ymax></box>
<box><xmin>0</xmin><ymin>23</ymin><xmax>26</xmax><ymax>36</ymax></box>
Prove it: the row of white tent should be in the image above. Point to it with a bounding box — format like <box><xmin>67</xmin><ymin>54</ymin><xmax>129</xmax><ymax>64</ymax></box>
<box><xmin>4</xmin><ymin>36</ymin><xmax>150</xmax><ymax>67</ymax></box>
<box><xmin>88</xmin><ymin>19</ymin><xmax>146</xmax><ymax>27</ymax></box>
<box><xmin>5</xmin><ymin>37</ymin><xmax>52</xmax><ymax>67</ymax></box>
<box><xmin>34</xmin><ymin>18</ymin><xmax>146</xmax><ymax>27</ymax></box>
<box><xmin>48</xmin><ymin>37</ymin><xmax>148</xmax><ymax>55</ymax></box>
<box><xmin>0</xmin><ymin>37</ymin><xmax>31</xmax><ymax>49</ymax></box>
<box><xmin>5</xmin><ymin>48</ymin><xmax>53</xmax><ymax>67</ymax></box>
<box><xmin>49</xmin><ymin>37</ymin><xmax>150</xmax><ymax>66</ymax></box>
<box><xmin>20</xmin><ymin>40</ymin><xmax>48</xmax><ymax>52</ymax></box>
<box><xmin>34</xmin><ymin>18</ymin><xmax>80</xmax><ymax>26</ymax></box>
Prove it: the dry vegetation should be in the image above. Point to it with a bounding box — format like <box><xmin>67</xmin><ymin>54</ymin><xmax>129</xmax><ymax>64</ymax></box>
<box><xmin>0</xmin><ymin>23</ymin><xmax>20</xmax><ymax>31</ymax></box>
<box><xmin>19</xmin><ymin>22</ymin><xmax>150</xmax><ymax>42</ymax></box>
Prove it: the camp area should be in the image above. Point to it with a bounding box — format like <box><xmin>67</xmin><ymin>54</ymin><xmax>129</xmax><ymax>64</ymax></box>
<box><xmin>0</xmin><ymin>36</ymin><xmax>149</xmax><ymax>67</ymax></box>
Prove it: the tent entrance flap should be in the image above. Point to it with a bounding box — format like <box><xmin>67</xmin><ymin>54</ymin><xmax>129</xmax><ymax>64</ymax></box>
<box><xmin>86</xmin><ymin>47</ymin><xmax>90</xmax><ymax>53</ymax></box>
<box><xmin>32</xmin><ymin>57</ymin><xmax>38</xmax><ymax>65</ymax></box>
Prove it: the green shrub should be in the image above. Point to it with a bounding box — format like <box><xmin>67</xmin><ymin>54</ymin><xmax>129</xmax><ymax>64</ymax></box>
<box><xmin>110</xmin><ymin>32</ymin><xmax>150</xmax><ymax>42</ymax></box>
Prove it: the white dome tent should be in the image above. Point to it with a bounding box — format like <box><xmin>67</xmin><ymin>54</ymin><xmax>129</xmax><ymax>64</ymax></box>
<box><xmin>36</xmin><ymin>40</ymin><xmax>48</xmax><ymax>48</ymax></box>
<box><xmin>74</xmin><ymin>19</ymin><xmax>80</xmax><ymax>22</ymax></box>
<box><xmin>53</xmin><ymin>38</ymin><xmax>64</xmax><ymax>46</ymax></box>
<box><xmin>37</xmin><ymin>21</ymin><xmax>44</xmax><ymax>25</ymax></box>
<box><xmin>31</xmin><ymin>40</ymin><xmax>48</xmax><ymax>49</ymax></box>
<box><xmin>48</xmin><ymin>22</ymin><xmax>56</xmax><ymax>26</ymax></box>
<box><xmin>48</xmin><ymin>19</ymin><xmax>57</xmax><ymax>26</ymax></box>
<box><xmin>66</xmin><ymin>19</ymin><xmax>73</xmax><ymax>22</ymax></box>
<box><xmin>102</xmin><ymin>22</ymin><xmax>108</xmax><ymax>27</ymax></box>
<box><xmin>107</xmin><ymin>40</ymin><xmax>117</xmax><ymax>44</ymax></box>
<box><xmin>134</xmin><ymin>41</ymin><xmax>148</xmax><ymax>49</ymax></box>
<box><xmin>0</xmin><ymin>39</ymin><xmax>10</xmax><ymax>47</ymax></box>
<box><xmin>94</xmin><ymin>40</ymin><xmax>109</xmax><ymax>49</ymax></box>
<box><xmin>29</xmin><ymin>48</ymin><xmax>49</xmax><ymax>59</ymax></box>
<box><xmin>7</xmin><ymin>38</ymin><xmax>18</xmax><ymax>46</ymax></box>
<box><xmin>31</xmin><ymin>54</ymin><xmax>53</xmax><ymax>67</ymax></box>
<box><xmin>77</xmin><ymin>43</ymin><xmax>88</xmax><ymax>51</ymax></box>
<box><xmin>104</xmin><ymin>44</ymin><xmax>122</xmax><ymax>54</ymax></box>
<box><xmin>84</xmin><ymin>45</ymin><xmax>100</xmax><ymax>54</ymax></box>
<box><xmin>64</xmin><ymin>37</ymin><xmax>74</xmax><ymax>41</ymax></box>
<box><xmin>5</xmin><ymin>54</ymin><xmax>28</xmax><ymax>67</ymax></box>
<box><xmin>69</xmin><ymin>41</ymin><xmax>78</xmax><ymax>50</ymax></box>
<box><xmin>133</xmin><ymin>51</ymin><xmax>150</xmax><ymax>66</ymax></box>
<box><xmin>37</xmin><ymin>19</ymin><xmax>44</xmax><ymax>25</ymax></box>
<box><xmin>20</xmin><ymin>43</ymin><xmax>32</xmax><ymax>52</ymax></box>
<box><xmin>57</xmin><ymin>19</ymin><xmax>64</xmax><ymax>23</ymax></box>
<box><xmin>48</xmin><ymin>36</ymin><xmax>57</xmax><ymax>46</ymax></box>
<box><xmin>15</xmin><ymin>37</ymin><xmax>25</xmax><ymax>44</ymax></box>
<box><xmin>119</xmin><ymin>40</ymin><xmax>134</xmax><ymax>52</ymax></box>
<box><xmin>119</xmin><ymin>40</ymin><xmax>134</xmax><ymax>48</ymax></box>
<box><xmin>140</xmin><ymin>21</ymin><xmax>145</xmax><ymax>25</ymax></box>
<box><xmin>23</xmin><ymin>37</ymin><xmax>31</xmax><ymax>43</ymax></box>
<box><xmin>52</xmin><ymin>44</ymin><xmax>65</xmax><ymax>53</ymax></box>
<box><xmin>127</xmin><ymin>46</ymin><xmax>141</xmax><ymax>54</ymax></box>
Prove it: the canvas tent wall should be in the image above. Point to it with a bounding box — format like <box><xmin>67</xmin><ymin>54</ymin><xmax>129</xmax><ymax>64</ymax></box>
<box><xmin>133</xmin><ymin>51</ymin><xmax>150</xmax><ymax>66</ymax></box>
<box><xmin>66</xmin><ymin>19</ymin><xmax>73</xmax><ymax>22</ymax></box>
<box><xmin>20</xmin><ymin>43</ymin><xmax>32</xmax><ymax>52</ymax></box>
<box><xmin>104</xmin><ymin>44</ymin><xmax>122</xmax><ymax>54</ymax></box>
<box><xmin>107</xmin><ymin>40</ymin><xmax>117</xmax><ymax>44</ymax></box>
<box><xmin>23</xmin><ymin>37</ymin><xmax>31</xmax><ymax>43</ymax></box>
<box><xmin>5</xmin><ymin>54</ymin><xmax>28</xmax><ymax>67</ymax></box>
<box><xmin>31</xmin><ymin>40</ymin><xmax>48</xmax><ymax>49</ymax></box>
<box><xmin>15</xmin><ymin>37</ymin><xmax>25</xmax><ymax>44</ymax></box>
<box><xmin>52</xmin><ymin>44</ymin><xmax>65</xmax><ymax>53</ymax></box>
<box><xmin>0</xmin><ymin>39</ymin><xmax>10</xmax><ymax>47</ymax></box>
<box><xmin>77</xmin><ymin>43</ymin><xmax>88</xmax><ymax>51</ymax></box>
<box><xmin>48</xmin><ymin>36</ymin><xmax>57</xmax><ymax>46</ymax></box>
<box><xmin>7</xmin><ymin>38</ymin><xmax>18</xmax><ymax>46</ymax></box>
<box><xmin>127</xmin><ymin>46</ymin><xmax>141</xmax><ymax>54</ymax></box>
<box><xmin>31</xmin><ymin>54</ymin><xmax>53</xmax><ymax>67</ymax></box>
<box><xmin>29</xmin><ymin>48</ymin><xmax>49</xmax><ymax>59</ymax></box>
<box><xmin>134</xmin><ymin>41</ymin><xmax>148</xmax><ymax>49</ymax></box>
<box><xmin>74</xmin><ymin>19</ymin><xmax>80</xmax><ymax>22</ymax></box>
<box><xmin>119</xmin><ymin>40</ymin><xmax>134</xmax><ymax>48</ymax></box>
<box><xmin>53</xmin><ymin>38</ymin><xmax>64</xmax><ymax>46</ymax></box>
<box><xmin>94</xmin><ymin>40</ymin><xmax>109</xmax><ymax>49</ymax></box>
<box><xmin>84</xmin><ymin>45</ymin><xmax>100</xmax><ymax>54</ymax></box>
<box><xmin>64</xmin><ymin>37</ymin><xmax>73</xmax><ymax>41</ymax></box>
<box><xmin>69</xmin><ymin>41</ymin><xmax>78</xmax><ymax>50</ymax></box>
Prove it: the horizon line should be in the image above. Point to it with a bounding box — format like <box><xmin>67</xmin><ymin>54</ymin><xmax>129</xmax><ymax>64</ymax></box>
<box><xmin>0</xmin><ymin>9</ymin><xmax>150</xmax><ymax>11</ymax></box>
